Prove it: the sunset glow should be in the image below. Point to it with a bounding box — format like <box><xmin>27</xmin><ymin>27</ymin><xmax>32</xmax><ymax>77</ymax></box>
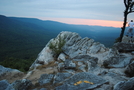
<box><xmin>39</xmin><ymin>17</ymin><xmax>123</xmax><ymax>28</ymax></box>
<box><xmin>1</xmin><ymin>0</ymin><xmax>133</xmax><ymax>28</ymax></box>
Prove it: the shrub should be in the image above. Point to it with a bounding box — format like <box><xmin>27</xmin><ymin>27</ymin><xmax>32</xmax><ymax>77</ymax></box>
<box><xmin>48</xmin><ymin>35</ymin><xmax>66</xmax><ymax>58</ymax></box>
<box><xmin>115</xmin><ymin>37</ymin><xmax>120</xmax><ymax>43</ymax></box>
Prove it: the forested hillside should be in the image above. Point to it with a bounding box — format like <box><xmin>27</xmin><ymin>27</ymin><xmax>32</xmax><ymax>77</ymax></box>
<box><xmin>0</xmin><ymin>15</ymin><xmax>56</xmax><ymax>61</ymax></box>
<box><xmin>0</xmin><ymin>15</ymin><xmax>120</xmax><ymax>71</ymax></box>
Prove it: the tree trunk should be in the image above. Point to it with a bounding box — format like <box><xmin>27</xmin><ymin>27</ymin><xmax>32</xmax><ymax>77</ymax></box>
<box><xmin>119</xmin><ymin>5</ymin><xmax>129</xmax><ymax>42</ymax></box>
<box><xmin>119</xmin><ymin>13</ymin><xmax>128</xmax><ymax>42</ymax></box>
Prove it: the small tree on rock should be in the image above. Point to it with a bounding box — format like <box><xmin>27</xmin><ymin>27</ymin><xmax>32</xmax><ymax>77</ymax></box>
<box><xmin>119</xmin><ymin>0</ymin><xmax>134</xmax><ymax>42</ymax></box>
<box><xmin>48</xmin><ymin>35</ymin><xmax>66</xmax><ymax>59</ymax></box>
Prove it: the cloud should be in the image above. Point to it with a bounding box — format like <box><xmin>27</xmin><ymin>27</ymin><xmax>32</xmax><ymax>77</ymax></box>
<box><xmin>0</xmin><ymin>0</ymin><xmax>133</xmax><ymax>22</ymax></box>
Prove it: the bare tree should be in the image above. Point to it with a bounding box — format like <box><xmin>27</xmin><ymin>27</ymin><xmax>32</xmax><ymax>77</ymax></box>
<box><xmin>119</xmin><ymin>0</ymin><xmax>134</xmax><ymax>42</ymax></box>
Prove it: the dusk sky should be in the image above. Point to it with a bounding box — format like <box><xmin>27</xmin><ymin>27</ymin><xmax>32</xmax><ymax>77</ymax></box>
<box><xmin>0</xmin><ymin>0</ymin><xmax>134</xmax><ymax>27</ymax></box>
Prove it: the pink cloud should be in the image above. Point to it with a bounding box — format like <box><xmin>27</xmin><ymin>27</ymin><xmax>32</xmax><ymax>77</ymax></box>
<box><xmin>39</xmin><ymin>17</ymin><xmax>123</xmax><ymax>28</ymax></box>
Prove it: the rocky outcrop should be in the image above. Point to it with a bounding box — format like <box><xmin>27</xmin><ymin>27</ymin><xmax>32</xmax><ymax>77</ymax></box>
<box><xmin>1</xmin><ymin>32</ymin><xmax>134</xmax><ymax>90</ymax></box>
<box><xmin>0</xmin><ymin>65</ymin><xmax>24</xmax><ymax>83</ymax></box>
<box><xmin>0</xmin><ymin>65</ymin><xmax>22</xmax><ymax>77</ymax></box>
<box><xmin>30</xmin><ymin>31</ymin><xmax>118</xmax><ymax>69</ymax></box>
<box><xmin>103</xmin><ymin>56</ymin><xmax>132</xmax><ymax>68</ymax></box>
<box><xmin>113</xmin><ymin>42</ymin><xmax>134</xmax><ymax>52</ymax></box>
<box><xmin>122</xmin><ymin>35</ymin><xmax>134</xmax><ymax>44</ymax></box>
<box><xmin>30</xmin><ymin>47</ymin><xmax>54</xmax><ymax>70</ymax></box>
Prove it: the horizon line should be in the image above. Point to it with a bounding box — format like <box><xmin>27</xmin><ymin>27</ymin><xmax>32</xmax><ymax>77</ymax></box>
<box><xmin>38</xmin><ymin>17</ymin><xmax>124</xmax><ymax>28</ymax></box>
<box><xmin>3</xmin><ymin>14</ymin><xmax>124</xmax><ymax>28</ymax></box>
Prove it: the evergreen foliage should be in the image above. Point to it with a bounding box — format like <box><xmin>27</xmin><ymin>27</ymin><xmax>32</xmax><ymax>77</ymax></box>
<box><xmin>48</xmin><ymin>35</ymin><xmax>66</xmax><ymax>58</ymax></box>
<box><xmin>0</xmin><ymin>57</ymin><xmax>35</xmax><ymax>72</ymax></box>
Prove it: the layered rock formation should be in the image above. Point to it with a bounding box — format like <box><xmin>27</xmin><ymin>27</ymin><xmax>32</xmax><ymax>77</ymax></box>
<box><xmin>30</xmin><ymin>31</ymin><xmax>118</xmax><ymax>69</ymax></box>
<box><xmin>1</xmin><ymin>31</ymin><xmax>134</xmax><ymax>90</ymax></box>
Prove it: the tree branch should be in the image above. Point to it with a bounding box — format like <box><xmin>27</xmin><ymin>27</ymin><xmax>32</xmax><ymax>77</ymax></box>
<box><xmin>130</xmin><ymin>2</ymin><xmax>134</xmax><ymax>8</ymax></box>
<box><xmin>120</xmin><ymin>0</ymin><xmax>134</xmax><ymax>42</ymax></box>
<box><xmin>129</xmin><ymin>1</ymin><xmax>134</xmax><ymax>12</ymax></box>
<box><xmin>124</xmin><ymin>0</ymin><xmax>127</xmax><ymax>7</ymax></box>
<box><xmin>127</xmin><ymin>10</ymin><xmax>134</xmax><ymax>14</ymax></box>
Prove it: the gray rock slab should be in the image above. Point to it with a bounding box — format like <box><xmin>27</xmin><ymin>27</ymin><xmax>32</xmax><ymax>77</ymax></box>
<box><xmin>113</xmin><ymin>42</ymin><xmax>134</xmax><ymax>52</ymax></box>
<box><xmin>102</xmin><ymin>72</ymin><xmax>129</xmax><ymax>86</ymax></box>
<box><xmin>53</xmin><ymin>73</ymin><xmax>72</xmax><ymax>84</ymax></box>
<box><xmin>73</xmin><ymin>54</ymin><xmax>92</xmax><ymax>61</ymax></box>
<box><xmin>64</xmin><ymin>60</ymin><xmax>76</xmax><ymax>69</ymax></box>
<box><xmin>125</xmin><ymin>61</ymin><xmax>134</xmax><ymax>77</ymax></box>
<box><xmin>0</xmin><ymin>65</ymin><xmax>20</xmax><ymax>77</ymax></box>
<box><xmin>78</xmin><ymin>65</ymin><xmax>86</xmax><ymax>72</ymax></box>
<box><xmin>6</xmin><ymin>79</ymin><xmax>32</xmax><ymax>90</ymax></box>
<box><xmin>103</xmin><ymin>56</ymin><xmax>131</xmax><ymax>68</ymax></box>
<box><xmin>55</xmin><ymin>72</ymin><xmax>107</xmax><ymax>90</ymax></box>
<box><xmin>40</xmin><ymin>88</ymin><xmax>47</xmax><ymax>90</ymax></box>
<box><xmin>38</xmin><ymin>74</ymin><xmax>54</xmax><ymax>85</ymax></box>
<box><xmin>114</xmin><ymin>77</ymin><xmax>134</xmax><ymax>90</ymax></box>
<box><xmin>0</xmin><ymin>80</ymin><xmax>10</xmax><ymax>90</ymax></box>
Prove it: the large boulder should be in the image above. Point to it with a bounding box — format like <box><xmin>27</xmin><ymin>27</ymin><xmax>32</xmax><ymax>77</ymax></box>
<box><xmin>0</xmin><ymin>80</ymin><xmax>10</xmax><ymax>90</ymax></box>
<box><xmin>103</xmin><ymin>56</ymin><xmax>132</xmax><ymax>68</ymax></box>
<box><xmin>30</xmin><ymin>47</ymin><xmax>54</xmax><ymax>69</ymax></box>
<box><xmin>38</xmin><ymin>74</ymin><xmax>54</xmax><ymax>85</ymax></box>
<box><xmin>122</xmin><ymin>35</ymin><xmax>134</xmax><ymax>44</ymax></box>
<box><xmin>0</xmin><ymin>65</ymin><xmax>22</xmax><ymax>77</ymax></box>
<box><xmin>101</xmin><ymin>72</ymin><xmax>129</xmax><ymax>86</ymax></box>
<box><xmin>0</xmin><ymin>65</ymin><xmax>24</xmax><ymax>83</ymax></box>
<box><xmin>6</xmin><ymin>79</ymin><xmax>33</xmax><ymax>90</ymax></box>
<box><xmin>113</xmin><ymin>42</ymin><xmax>134</xmax><ymax>52</ymax></box>
<box><xmin>55</xmin><ymin>72</ymin><xmax>108</xmax><ymax>90</ymax></box>
<box><xmin>125</xmin><ymin>61</ymin><xmax>134</xmax><ymax>77</ymax></box>
<box><xmin>53</xmin><ymin>73</ymin><xmax>72</xmax><ymax>85</ymax></box>
<box><xmin>113</xmin><ymin>77</ymin><xmax>134</xmax><ymax>90</ymax></box>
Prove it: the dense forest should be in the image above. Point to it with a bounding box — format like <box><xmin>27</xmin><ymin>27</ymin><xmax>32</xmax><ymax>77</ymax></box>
<box><xmin>0</xmin><ymin>15</ymin><xmax>121</xmax><ymax>72</ymax></box>
<box><xmin>0</xmin><ymin>15</ymin><xmax>56</xmax><ymax>71</ymax></box>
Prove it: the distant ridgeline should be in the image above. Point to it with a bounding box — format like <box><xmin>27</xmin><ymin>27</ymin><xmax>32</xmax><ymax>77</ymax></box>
<box><xmin>0</xmin><ymin>15</ymin><xmax>120</xmax><ymax>63</ymax></box>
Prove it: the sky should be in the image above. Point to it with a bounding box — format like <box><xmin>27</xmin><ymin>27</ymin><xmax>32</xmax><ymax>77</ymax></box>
<box><xmin>0</xmin><ymin>0</ymin><xmax>134</xmax><ymax>27</ymax></box>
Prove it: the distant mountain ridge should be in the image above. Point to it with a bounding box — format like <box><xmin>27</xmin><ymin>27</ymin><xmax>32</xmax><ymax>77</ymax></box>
<box><xmin>9</xmin><ymin>16</ymin><xmax>121</xmax><ymax>45</ymax></box>
<box><xmin>0</xmin><ymin>15</ymin><xmax>120</xmax><ymax>61</ymax></box>
<box><xmin>0</xmin><ymin>15</ymin><xmax>56</xmax><ymax>61</ymax></box>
